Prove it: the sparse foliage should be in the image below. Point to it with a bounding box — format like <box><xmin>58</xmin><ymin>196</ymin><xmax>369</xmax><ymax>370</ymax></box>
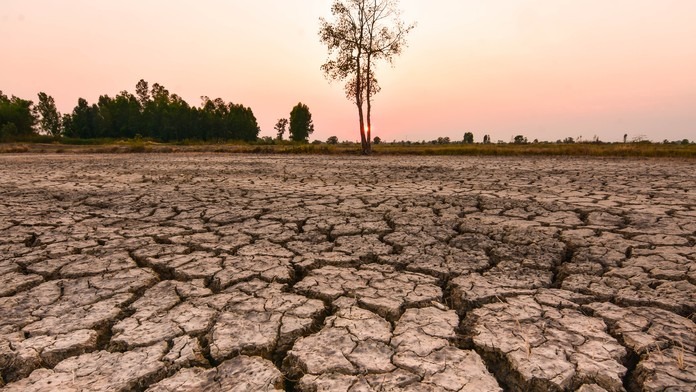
<box><xmin>319</xmin><ymin>0</ymin><xmax>414</xmax><ymax>154</ymax></box>
<box><xmin>135</xmin><ymin>79</ymin><xmax>150</xmax><ymax>108</ymax></box>
<box><xmin>632</xmin><ymin>134</ymin><xmax>648</xmax><ymax>143</ymax></box>
<box><xmin>275</xmin><ymin>118</ymin><xmax>288</xmax><ymax>140</ymax></box>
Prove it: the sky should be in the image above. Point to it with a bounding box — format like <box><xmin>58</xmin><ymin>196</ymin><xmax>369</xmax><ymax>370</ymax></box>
<box><xmin>1</xmin><ymin>0</ymin><xmax>695</xmax><ymax>143</ymax></box>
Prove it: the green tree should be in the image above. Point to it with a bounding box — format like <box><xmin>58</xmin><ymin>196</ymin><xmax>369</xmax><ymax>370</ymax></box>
<box><xmin>35</xmin><ymin>92</ymin><xmax>63</xmax><ymax>137</ymax></box>
<box><xmin>61</xmin><ymin>114</ymin><xmax>73</xmax><ymax>136</ymax></box>
<box><xmin>275</xmin><ymin>118</ymin><xmax>288</xmax><ymax>140</ymax></box>
<box><xmin>0</xmin><ymin>122</ymin><xmax>18</xmax><ymax>140</ymax></box>
<box><xmin>327</xmin><ymin>135</ymin><xmax>339</xmax><ymax>144</ymax></box>
<box><xmin>88</xmin><ymin>91</ymin><xmax>142</xmax><ymax>139</ymax></box>
<box><xmin>197</xmin><ymin>96</ymin><xmax>259</xmax><ymax>142</ymax></box>
<box><xmin>373</xmin><ymin>136</ymin><xmax>381</xmax><ymax>144</ymax></box>
<box><xmin>463</xmin><ymin>132</ymin><xmax>474</xmax><ymax>144</ymax></box>
<box><xmin>61</xmin><ymin>81</ymin><xmax>259</xmax><ymax>142</ymax></box>
<box><xmin>135</xmin><ymin>79</ymin><xmax>150</xmax><ymax>108</ymax></box>
<box><xmin>319</xmin><ymin>0</ymin><xmax>414</xmax><ymax>155</ymax></box>
<box><xmin>513</xmin><ymin>135</ymin><xmax>527</xmax><ymax>144</ymax></box>
<box><xmin>227</xmin><ymin>103</ymin><xmax>260</xmax><ymax>141</ymax></box>
<box><xmin>0</xmin><ymin>91</ymin><xmax>36</xmax><ymax>137</ymax></box>
<box><xmin>289</xmin><ymin>102</ymin><xmax>314</xmax><ymax>142</ymax></box>
<box><xmin>95</xmin><ymin>95</ymin><xmax>115</xmax><ymax>138</ymax></box>
<box><xmin>64</xmin><ymin>98</ymin><xmax>96</xmax><ymax>138</ymax></box>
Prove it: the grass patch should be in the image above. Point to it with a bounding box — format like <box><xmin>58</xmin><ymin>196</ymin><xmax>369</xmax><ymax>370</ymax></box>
<box><xmin>371</xmin><ymin>143</ymin><xmax>696</xmax><ymax>158</ymax></box>
<box><xmin>0</xmin><ymin>144</ymin><xmax>30</xmax><ymax>153</ymax></box>
<box><xmin>1</xmin><ymin>138</ymin><xmax>694</xmax><ymax>158</ymax></box>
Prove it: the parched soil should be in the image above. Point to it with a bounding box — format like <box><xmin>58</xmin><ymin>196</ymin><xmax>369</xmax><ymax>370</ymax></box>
<box><xmin>0</xmin><ymin>153</ymin><xmax>694</xmax><ymax>392</ymax></box>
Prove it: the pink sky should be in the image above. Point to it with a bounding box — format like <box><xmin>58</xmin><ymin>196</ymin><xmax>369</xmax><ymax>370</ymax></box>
<box><xmin>2</xmin><ymin>0</ymin><xmax>695</xmax><ymax>142</ymax></box>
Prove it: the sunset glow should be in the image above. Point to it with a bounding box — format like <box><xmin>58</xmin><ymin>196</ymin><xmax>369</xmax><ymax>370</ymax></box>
<box><xmin>2</xmin><ymin>0</ymin><xmax>694</xmax><ymax>142</ymax></box>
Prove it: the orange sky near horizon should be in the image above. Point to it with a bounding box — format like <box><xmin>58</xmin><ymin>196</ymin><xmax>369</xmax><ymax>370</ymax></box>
<box><xmin>2</xmin><ymin>0</ymin><xmax>695</xmax><ymax>142</ymax></box>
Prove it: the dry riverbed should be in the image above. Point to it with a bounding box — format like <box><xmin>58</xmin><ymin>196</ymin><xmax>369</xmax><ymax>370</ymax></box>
<box><xmin>0</xmin><ymin>154</ymin><xmax>694</xmax><ymax>391</ymax></box>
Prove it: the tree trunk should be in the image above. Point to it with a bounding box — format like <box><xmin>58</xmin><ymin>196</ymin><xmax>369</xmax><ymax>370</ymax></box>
<box><xmin>365</xmin><ymin>102</ymin><xmax>372</xmax><ymax>154</ymax></box>
<box><xmin>365</xmin><ymin>2</ymin><xmax>374</xmax><ymax>156</ymax></box>
<box><xmin>365</xmin><ymin>66</ymin><xmax>372</xmax><ymax>155</ymax></box>
<box><xmin>355</xmin><ymin>37</ymin><xmax>368</xmax><ymax>155</ymax></box>
<box><xmin>357</xmin><ymin>101</ymin><xmax>366</xmax><ymax>153</ymax></box>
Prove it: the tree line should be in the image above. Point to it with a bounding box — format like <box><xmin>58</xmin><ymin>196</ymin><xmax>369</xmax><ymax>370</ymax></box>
<box><xmin>1</xmin><ymin>80</ymin><xmax>263</xmax><ymax>142</ymax></box>
<box><xmin>0</xmin><ymin>91</ymin><xmax>36</xmax><ymax>139</ymax></box>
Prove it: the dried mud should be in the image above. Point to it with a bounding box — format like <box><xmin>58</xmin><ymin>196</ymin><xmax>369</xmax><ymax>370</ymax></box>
<box><xmin>1</xmin><ymin>154</ymin><xmax>694</xmax><ymax>391</ymax></box>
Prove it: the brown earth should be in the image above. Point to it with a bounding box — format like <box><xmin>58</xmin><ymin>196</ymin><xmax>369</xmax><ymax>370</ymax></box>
<box><xmin>0</xmin><ymin>153</ymin><xmax>694</xmax><ymax>391</ymax></box>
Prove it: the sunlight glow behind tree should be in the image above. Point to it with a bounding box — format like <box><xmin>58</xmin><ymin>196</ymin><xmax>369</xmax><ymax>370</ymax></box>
<box><xmin>319</xmin><ymin>0</ymin><xmax>414</xmax><ymax>154</ymax></box>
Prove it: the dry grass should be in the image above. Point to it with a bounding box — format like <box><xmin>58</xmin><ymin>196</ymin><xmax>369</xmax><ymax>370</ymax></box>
<box><xmin>372</xmin><ymin>142</ymin><xmax>696</xmax><ymax>158</ymax></box>
<box><xmin>513</xmin><ymin>317</ymin><xmax>532</xmax><ymax>359</ymax></box>
<box><xmin>676</xmin><ymin>340</ymin><xmax>687</xmax><ymax>371</ymax></box>
<box><xmin>2</xmin><ymin>140</ymin><xmax>695</xmax><ymax>158</ymax></box>
<box><xmin>0</xmin><ymin>144</ymin><xmax>30</xmax><ymax>153</ymax></box>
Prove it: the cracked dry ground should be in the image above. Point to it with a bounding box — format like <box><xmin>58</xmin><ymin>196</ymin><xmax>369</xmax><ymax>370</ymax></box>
<box><xmin>0</xmin><ymin>154</ymin><xmax>695</xmax><ymax>392</ymax></box>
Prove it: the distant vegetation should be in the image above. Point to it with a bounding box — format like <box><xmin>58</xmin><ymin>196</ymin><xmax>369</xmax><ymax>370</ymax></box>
<box><xmin>369</xmin><ymin>140</ymin><xmax>696</xmax><ymax>158</ymax></box>
<box><xmin>2</xmin><ymin>137</ymin><xmax>694</xmax><ymax>158</ymax></box>
<box><xmin>0</xmin><ymin>91</ymin><xmax>36</xmax><ymax>139</ymax></box>
<box><xmin>2</xmin><ymin>85</ymin><xmax>694</xmax><ymax>158</ymax></box>
<box><xmin>1</xmin><ymin>80</ymin><xmax>261</xmax><ymax>143</ymax></box>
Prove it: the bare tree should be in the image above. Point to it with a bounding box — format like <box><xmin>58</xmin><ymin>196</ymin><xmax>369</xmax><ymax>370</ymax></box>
<box><xmin>319</xmin><ymin>0</ymin><xmax>414</xmax><ymax>154</ymax></box>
